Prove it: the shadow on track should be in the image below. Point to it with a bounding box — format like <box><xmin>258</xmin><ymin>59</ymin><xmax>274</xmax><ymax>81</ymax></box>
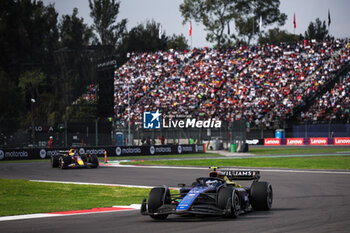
<box><xmin>140</xmin><ymin>210</ymin><xmax>278</xmax><ymax>223</ymax></box>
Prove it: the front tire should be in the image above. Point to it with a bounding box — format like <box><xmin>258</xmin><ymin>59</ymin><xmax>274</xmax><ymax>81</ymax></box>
<box><xmin>250</xmin><ymin>182</ymin><xmax>273</xmax><ymax>211</ymax></box>
<box><xmin>51</xmin><ymin>155</ymin><xmax>59</xmax><ymax>168</ymax></box>
<box><xmin>148</xmin><ymin>187</ymin><xmax>170</xmax><ymax>220</ymax></box>
<box><xmin>218</xmin><ymin>186</ymin><xmax>240</xmax><ymax>218</ymax></box>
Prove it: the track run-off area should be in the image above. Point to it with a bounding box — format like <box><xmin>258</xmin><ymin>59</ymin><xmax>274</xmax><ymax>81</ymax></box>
<box><xmin>1</xmin><ymin>155</ymin><xmax>350</xmax><ymax>233</ymax></box>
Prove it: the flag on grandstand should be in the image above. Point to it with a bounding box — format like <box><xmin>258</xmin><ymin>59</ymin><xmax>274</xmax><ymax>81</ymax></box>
<box><xmin>159</xmin><ymin>25</ymin><xmax>162</xmax><ymax>39</ymax></box>
<box><xmin>293</xmin><ymin>13</ymin><xmax>296</xmax><ymax>29</ymax></box>
<box><xmin>259</xmin><ymin>15</ymin><xmax>262</xmax><ymax>32</ymax></box>
<box><xmin>189</xmin><ymin>21</ymin><xmax>192</xmax><ymax>37</ymax></box>
<box><xmin>328</xmin><ymin>9</ymin><xmax>331</xmax><ymax>27</ymax></box>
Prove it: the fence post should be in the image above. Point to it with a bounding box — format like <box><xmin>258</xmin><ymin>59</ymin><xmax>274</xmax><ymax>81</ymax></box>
<box><xmin>95</xmin><ymin>118</ymin><xmax>99</xmax><ymax>146</ymax></box>
<box><xmin>64</xmin><ymin>119</ymin><xmax>67</xmax><ymax>147</ymax></box>
<box><xmin>305</xmin><ymin>122</ymin><xmax>307</xmax><ymax>138</ymax></box>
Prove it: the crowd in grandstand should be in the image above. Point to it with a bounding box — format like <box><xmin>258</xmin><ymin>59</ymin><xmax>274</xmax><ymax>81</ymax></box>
<box><xmin>299</xmin><ymin>72</ymin><xmax>350</xmax><ymax>123</ymax></box>
<box><xmin>114</xmin><ymin>40</ymin><xmax>350</xmax><ymax>128</ymax></box>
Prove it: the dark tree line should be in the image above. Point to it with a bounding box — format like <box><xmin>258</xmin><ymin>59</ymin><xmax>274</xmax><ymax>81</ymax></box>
<box><xmin>0</xmin><ymin>0</ymin><xmax>188</xmax><ymax>133</ymax></box>
<box><xmin>0</xmin><ymin>0</ymin><xmax>332</xmax><ymax>133</ymax></box>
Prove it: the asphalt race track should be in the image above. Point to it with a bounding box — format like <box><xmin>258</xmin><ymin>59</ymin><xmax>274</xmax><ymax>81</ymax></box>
<box><xmin>1</xmin><ymin>161</ymin><xmax>350</xmax><ymax>233</ymax></box>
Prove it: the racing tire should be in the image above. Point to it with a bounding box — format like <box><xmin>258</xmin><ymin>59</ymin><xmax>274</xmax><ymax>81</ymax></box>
<box><xmin>51</xmin><ymin>155</ymin><xmax>59</xmax><ymax>168</ymax></box>
<box><xmin>89</xmin><ymin>155</ymin><xmax>99</xmax><ymax>168</ymax></box>
<box><xmin>58</xmin><ymin>156</ymin><xmax>69</xmax><ymax>169</ymax></box>
<box><xmin>218</xmin><ymin>186</ymin><xmax>240</xmax><ymax>218</ymax></box>
<box><xmin>148</xmin><ymin>187</ymin><xmax>170</xmax><ymax>220</ymax></box>
<box><xmin>80</xmin><ymin>154</ymin><xmax>88</xmax><ymax>162</ymax></box>
<box><xmin>250</xmin><ymin>181</ymin><xmax>273</xmax><ymax>211</ymax></box>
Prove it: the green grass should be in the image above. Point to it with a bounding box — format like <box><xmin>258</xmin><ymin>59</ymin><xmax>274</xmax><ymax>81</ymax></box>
<box><xmin>121</xmin><ymin>155</ymin><xmax>350</xmax><ymax>170</ymax></box>
<box><xmin>0</xmin><ymin>179</ymin><xmax>152</xmax><ymax>217</ymax></box>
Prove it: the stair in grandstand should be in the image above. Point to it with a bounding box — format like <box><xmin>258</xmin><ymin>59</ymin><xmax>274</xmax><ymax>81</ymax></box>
<box><xmin>265</xmin><ymin>44</ymin><xmax>350</xmax><ymax>126</ymax></box>
<box><xmin>287</xmin><ymin>60</ymin><xmax>350</xmax><ymax>123</ymax></box>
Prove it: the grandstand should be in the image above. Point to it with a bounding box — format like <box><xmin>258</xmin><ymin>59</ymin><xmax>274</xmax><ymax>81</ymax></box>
<box><xmin>298</xmin><ymin>71</ymin><xmax>350</xmax><ymax>123</ymax></box>
<box><xmin>114</xmin><ymin>39</ymin><xmax>350</xmax><ymax>134</ymax></box>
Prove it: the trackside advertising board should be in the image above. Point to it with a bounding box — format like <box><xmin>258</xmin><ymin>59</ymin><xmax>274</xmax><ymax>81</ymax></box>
<box><xmin>264</xmin><ymin>138</ymin><xmax>281</xmax><ymax>146</ymax></box>
<box><xmin>334</xmin><ymin>137</ymin><xmax>350</xmax><ymax>145</ymax></box>
<box><xmin>0</xmin><ymin>144</ymin><xmax>205</xmax><ymax>160</ymax></box>
<box><xmin>286</xmin><ymin>138</ymin><xmax>304</xmax><ymax>146</ymax></box>
<box><xmin>264</xmin><ymin>137</ymin><xmax>350</xmax><ymax>146</ymax></box>
<box><xmin>310</xmin><ymin>138</ymin><xmax>328</xmax><ymax>145</ymax></box>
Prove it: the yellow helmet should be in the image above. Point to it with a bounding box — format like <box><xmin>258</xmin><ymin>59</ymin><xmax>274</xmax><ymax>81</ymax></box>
<box><xmin>68</xmin><ymin>149</ymin><xmax>76</xmax><ymax>156</ymax></box>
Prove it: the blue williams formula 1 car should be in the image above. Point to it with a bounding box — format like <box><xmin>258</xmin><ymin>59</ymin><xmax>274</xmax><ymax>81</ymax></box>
<box><xmin>141</xmin><ymin>167</ymin><xmax>272</xmax><ymax>220</ymax></box>
<box><xmin>51</xmin><ymin>149</ymin><xmax>99</xmax><ymax>169</ymax></box>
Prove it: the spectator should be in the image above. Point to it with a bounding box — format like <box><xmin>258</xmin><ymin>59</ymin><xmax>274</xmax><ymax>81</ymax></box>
<box><xmin>48</xmin><ymin>136</ymin><xmax>53</xmax><ymax>148</ymax></box>
<box><xmin>114</xmin><ymin>40</ymin><xmax>349</xmax><ymax>128</ymax></box>
<box><xmin>160</xmin><ymin>135</ymin><xmax>165</xmax><ymax>145</ymax></box>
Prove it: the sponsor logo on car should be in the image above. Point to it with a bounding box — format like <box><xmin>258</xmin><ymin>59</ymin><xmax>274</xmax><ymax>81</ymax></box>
<box><xmin>222</xmin><ymin>170</ymin><xmax>254</xmax><ymax>176</ymax></box>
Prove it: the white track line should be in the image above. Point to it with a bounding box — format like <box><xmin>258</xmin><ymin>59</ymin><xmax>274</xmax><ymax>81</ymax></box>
<box><xmin>0</xmin><ymin>214</ymin><xmax>57</xmax><ymax>222</ymax></box>
<box><xmin>29</xmin><ymin>179</ymin><xmax>156</xmax><ymax>189</ymax></box>
<box><xmin>0</xmin><ymin>205</ymin><xmax>140</xmax><ymax>222</ymax></box>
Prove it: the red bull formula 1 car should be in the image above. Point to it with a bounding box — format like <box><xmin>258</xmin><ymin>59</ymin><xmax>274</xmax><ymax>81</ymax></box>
<box><xmin>50</xmin><ymin>149</ymin><xmax>99</xmax><ymax>169</ymax></box>
<box><xmin>141</xmin><ymin>167</ymin><xmax>272</xmax><ymax>219</ymax></box>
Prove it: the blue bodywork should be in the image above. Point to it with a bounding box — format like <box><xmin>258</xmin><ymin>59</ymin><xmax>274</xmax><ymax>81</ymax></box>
<box><xmin>176</xmin><ymin>186</ymin><xmax>215</xmax><ymax>211</ymax></box>
<box><xmin>141</xmin><ymin>169</ymin><xmax>266</xmax><ymax>219</ymax></box>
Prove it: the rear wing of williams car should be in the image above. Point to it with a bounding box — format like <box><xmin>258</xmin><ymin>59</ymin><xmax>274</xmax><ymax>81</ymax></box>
<box><xmin>221</xmin><ymin>170</ymin><xmax>260</xmax><ymax>181</ymax></box>
<box><xmin>209</xmin><ymin>167</ymin><xmax>260</xmax><ymax>181</ymax></box>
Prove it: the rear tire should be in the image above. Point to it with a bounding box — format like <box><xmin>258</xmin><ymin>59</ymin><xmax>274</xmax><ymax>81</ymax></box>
<box><xmin>148</xmin><ymin>187</ymin><xmax>170</xmax><ymax>220</ymax></box>
<box><xmin>250</xmin><ymin>182</ymin><xmax>273</xmax><ymax>211</ymax></box>
<box><xmin>80</xmin><ymin>154</ymin><xmax>88</xmax><ymax>162</ymax></box>
<box><xmin>89</xmin><ymin>155</ymin><xmax>99</xmax><ymax>168</ymax></box>
<box><xmin>218</xmin><ymin>186</ymin><xmax>240</xmax><ymax>218</ymax></box>
<box><xmin>51</xmin><ymin>155</ymin><xmax>59</xmax><ymax>168</ymax></box>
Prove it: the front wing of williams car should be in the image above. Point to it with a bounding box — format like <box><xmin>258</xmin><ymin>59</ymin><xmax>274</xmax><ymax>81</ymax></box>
<box><xmin>141</xmin><ymin>168</ymin><xmax>273</xmax><ymax>220</ymax></box>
